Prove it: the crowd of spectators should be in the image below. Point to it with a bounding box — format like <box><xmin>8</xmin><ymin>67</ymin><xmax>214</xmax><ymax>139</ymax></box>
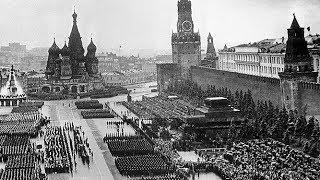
<box><xmin>122</xmin><ymin>95</ymin><xmax>196</xmax><ymax>121</ymax></box>
<box><xmin>199</xmin><ymin>139</ymin><xmax>320</xmax><ymax>180</ymax></box>
<box><xmin>154</xmin><ymin>139</ymin><xmax>180</xmax><ymax>163</ymax></box>
<box><xmin>122</xmin><ymin>101</ymin><xmax>156</xmax><ymax>120</ymax></box>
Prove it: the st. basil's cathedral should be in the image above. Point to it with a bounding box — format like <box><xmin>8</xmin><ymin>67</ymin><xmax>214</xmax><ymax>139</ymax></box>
<box><xmin>42</xmin><ymin>10</ymin><xmax>103</xmax><ymax>94</ymax></box>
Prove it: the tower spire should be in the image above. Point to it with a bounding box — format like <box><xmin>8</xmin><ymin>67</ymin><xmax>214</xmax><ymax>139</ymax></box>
<box><xmin>290</xmin><ymin>13</ymin><xmax>300</xmax><ymax>29</ymax></box>
<box><xmin>69</xmin><ymin>8</ymin><xmax>85</xmax><ymax>76</ymax></box>
<box><xmin>72</xmin><ymin>6</ymin><xmax>77</xmax><ymax>23</ymax></box>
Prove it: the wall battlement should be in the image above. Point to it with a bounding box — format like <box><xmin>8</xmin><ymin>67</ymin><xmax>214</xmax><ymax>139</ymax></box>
<box><xmin>299</xmin><ymin>81</ymin><xmax>320</xmax><ymax>90</ymax></box>
<box><xmin>190</xmin><ymin>65</ymin><xmax>282</xmax><ymax>107</ymax></box>
<box><xmin>192</xmin><ymin>66</ymin><xmax>280</xmax><ymax>84</ymax></box>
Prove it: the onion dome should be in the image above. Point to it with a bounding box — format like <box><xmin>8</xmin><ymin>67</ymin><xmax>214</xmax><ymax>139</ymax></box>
<box><xmin>48</xmin><ymin>38</ymin><xmax>60</xmax><ymax>54</ymax></box>
<box><xmin>61</xmin><ymin>41</ymin><xmax>70</xmax><ymax>56</ymax></box>
<box><xmin>87</xmin><ymin>38</ymin><xmax>97</xmax><ymax>53</ymax></box>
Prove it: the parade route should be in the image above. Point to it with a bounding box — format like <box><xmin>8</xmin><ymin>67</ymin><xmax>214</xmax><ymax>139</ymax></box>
<box><xmin>45</xmin><ymin>100</ymin><xmax>116</xmax><ymax>180</ymax></box>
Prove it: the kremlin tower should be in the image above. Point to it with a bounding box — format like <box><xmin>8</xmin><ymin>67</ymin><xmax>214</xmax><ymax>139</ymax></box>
<box><xmin>279</xmin><ymin>14</ymin><xmax>319</xmax><ymax>114</ymax></box>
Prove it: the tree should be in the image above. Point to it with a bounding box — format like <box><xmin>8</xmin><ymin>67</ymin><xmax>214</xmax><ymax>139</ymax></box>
<box><xmin>259</xmin><ymin>120</ymin><xmax>269</xmax><ymax>138</ymax></box>
<box><xmin>272</xmin><ymin>118</ymin><xmax>285</xmax><ymax>140</ymax></box>
<box><xmin>303</xmin><ymin>142</ymin><xmax>310</xmax><ymax>153</ymax></box>
<box><xmin>239</xmin><ymin>118</ymin><xmax>257</xmax><ymax>140</ymax></box>
<box><xmin>288</xmin><ymin>110</ymin><xmax>295</xmax><ymax>124</ymax></box>
<box><xmin>311</xmin><ymin>125</ymin><xmax>320</xmax><ymax>142</ymax></box>
<box><xmin>160</xmin><ymin>129</ymin><xmax>172</xmax><ymax>140</ymax></box>
<box><xmin>294</xmin><ymin>116</ymin><xmax>307</xmax><ymax>142</ymax></box>
<box><xmin>282</xmin><ymin>129</ymin><xmax>290</xmax><ymax>145</ymax></box>
<box><xmin>308</xmin><ymin>142</ymin><xmax>320</xmax><ymax>158</ymax></box>
<box><xmin>305</xmin><ymin>116</ymin><xmax>315</xmax><ymax>139</ymax></box>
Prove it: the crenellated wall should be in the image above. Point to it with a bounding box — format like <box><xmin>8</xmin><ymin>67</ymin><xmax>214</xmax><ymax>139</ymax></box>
<box><xmin>191</xmin><ymin>66</ymin><xmax>282</xmax><ymax>107</ymax></box>
<box><xmin>298</xmin><ymin>82</ymin><xmax>320</xmax><ymax>116</ymax></box>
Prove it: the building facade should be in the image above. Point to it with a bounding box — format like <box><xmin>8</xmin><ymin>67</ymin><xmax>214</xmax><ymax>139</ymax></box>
<box><xmin>218</xmin><ymin>36</ymin><xmax>320</xmax><ymax>81</ymax></box>
<box><xmin>1</xmin><ymin>43</ymin><xmax>26</xmax><ymax>53</ymax></box>
<box><xmin>218</xmin><ymin>39</ymin><xmax>287</xmax><ymax>78</ymax></box>
<box><xmin>172</xmin><ymin>0</ymin><xmax>201</xmax><ymax>79</ymax></box>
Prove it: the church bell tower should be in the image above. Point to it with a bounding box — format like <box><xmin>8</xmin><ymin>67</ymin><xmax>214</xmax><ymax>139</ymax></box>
<box><xmin>172</xmin><ymin>0</ymin><xmax>201</xmax><ymax>79</ymax></box>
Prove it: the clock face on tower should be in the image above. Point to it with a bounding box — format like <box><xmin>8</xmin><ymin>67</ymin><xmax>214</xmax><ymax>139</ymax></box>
<box><xmin>182</xmin><ymin>21</ymin><xmax>192</xmax><ymax>31</ymax></box>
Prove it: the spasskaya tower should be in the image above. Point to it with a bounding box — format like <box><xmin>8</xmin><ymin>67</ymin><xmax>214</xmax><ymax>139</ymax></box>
<box><xmin>172</xmin><ymin>0</ymin><xmax>201</xmax><ymax>79</ymax></box>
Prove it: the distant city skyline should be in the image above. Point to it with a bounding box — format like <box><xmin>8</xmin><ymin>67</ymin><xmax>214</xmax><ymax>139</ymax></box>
<box><xmin>0</xmin><ymin>0</ymin><xmax>320</xmax><ymax>55</ymax></box>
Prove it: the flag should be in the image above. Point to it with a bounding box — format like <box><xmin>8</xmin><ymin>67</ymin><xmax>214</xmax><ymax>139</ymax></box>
<box><xmin>307</xmin><ymin>26</ymin><xmax>310</xmax><ymax>32</ymax></box>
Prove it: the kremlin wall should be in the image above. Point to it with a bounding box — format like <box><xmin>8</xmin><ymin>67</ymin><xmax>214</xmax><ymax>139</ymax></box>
<box><xmin>190</xmin><ymin>66</ymin><xmax>320</xmax><ymax>116</ymax></box>
<box><xmin>157</xmin><ymin>0</ymin><xmax>320</xmax><ymax>117</ymax></box>
<box><xmin>190</xmin><ymin>66</ymin><xmax>282</xmax><ymax>107</ymax></box>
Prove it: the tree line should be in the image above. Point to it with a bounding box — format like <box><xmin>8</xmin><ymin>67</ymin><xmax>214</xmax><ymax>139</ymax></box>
<box><xmin>166</xmin><ymin>80</ymin><xmax>320</xmax><ymax>158</ymax></box>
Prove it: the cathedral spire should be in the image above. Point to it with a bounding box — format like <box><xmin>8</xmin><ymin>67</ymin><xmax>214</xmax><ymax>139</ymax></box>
<box><xmin>73</xmin><ymin>7</ymin><xmax>77</xmax><ymax>23</ymax></box>
<box><xmin>68</xmin><ymin>8</ymin><xmax>85</xmax><ymax>76</ymax></box>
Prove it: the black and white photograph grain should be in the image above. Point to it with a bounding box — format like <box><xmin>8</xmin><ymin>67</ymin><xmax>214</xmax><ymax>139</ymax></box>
<box><xmin>0</xmin><ymin>0</ymin><xmax>319</xmax><ymax>180</ymax></box>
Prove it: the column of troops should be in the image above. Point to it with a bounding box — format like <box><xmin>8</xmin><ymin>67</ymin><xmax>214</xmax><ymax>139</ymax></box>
<box><xmin>104</xmin><ymin>132</ymin><xmax>182</xmax><ymax>179</ymax></box>
<box><xmin>0</xmin><ymin>135</ymin><xmax>41</xmax><ymax>180</ymax></box>
<box><xmin>81</xmin><ymin>109</ymin><xmax>114</xmax><ymax>119</ymax></box>
<box><xmin>75</xmin><ymin>100</ymin><xmax>103</xmax><ymax>109</ymax></box>
<box><xmin>44</xmin><ymin>126</ymin><xmax>71</xmax><ymax>174</ymax></box>
<box><xmin>73</xmin><ymin>126</ymin><xmax>93</xmax><ymax>167</ymax></box>
<box><xmin>0</xmin><ymin>101</ymin><xmax>45</xmax><ymax>180</ymax></box>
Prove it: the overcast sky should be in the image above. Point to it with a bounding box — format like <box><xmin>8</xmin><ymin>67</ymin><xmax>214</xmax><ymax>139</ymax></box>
<box><xmin>0</xmin><ymin>0</ymin><xmax>320</xmax><ymax>54</ymax></box>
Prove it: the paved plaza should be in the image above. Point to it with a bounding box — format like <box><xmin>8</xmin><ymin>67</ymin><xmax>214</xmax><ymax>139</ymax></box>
<box><xmin>39</xmin><ymin>82</ymin><xmax>157</xmax><ymax>180</ymax></box>
<box><xmin>0</xmin><ymin>81</ymin><xmax>222</xmax><ymax>180</ymax></box>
